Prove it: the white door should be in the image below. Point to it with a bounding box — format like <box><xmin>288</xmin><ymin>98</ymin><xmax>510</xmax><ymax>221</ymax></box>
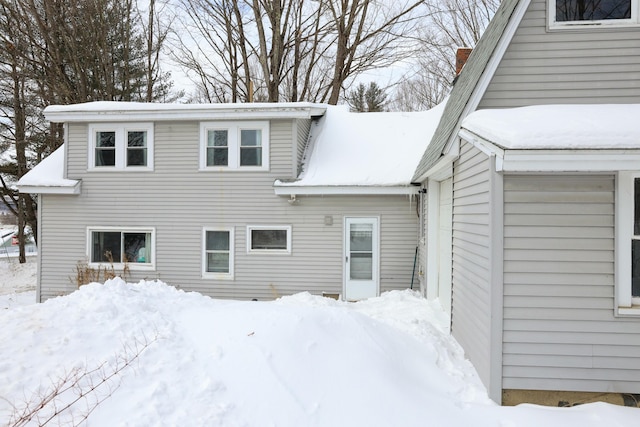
<box><xmin>344</xmin><ymin>217</ymin><xmax>379</xmax><ymax>301</ymax></box>
<box><xmin>438</xmin><ymin>178</ymin><xmax>453</xmax><ymax>318</ymax></box>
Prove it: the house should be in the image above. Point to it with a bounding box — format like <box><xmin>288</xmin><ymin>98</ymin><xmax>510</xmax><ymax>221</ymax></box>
<box><xmin>17</xmin><ymin>102</ymin><xmax>443</xmax><ymax>303</ymax></box>
<box><xmin>413</xmin><ymin>0</ymin><xmax>640</xmax><ymax>406</ymax></box>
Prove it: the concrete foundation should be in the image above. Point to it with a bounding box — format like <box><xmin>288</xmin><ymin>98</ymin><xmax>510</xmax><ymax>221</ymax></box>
<box><xmin>502</xmin><ymin>389</ymin><xmax>640</xmax><ymax>408</ymax></box>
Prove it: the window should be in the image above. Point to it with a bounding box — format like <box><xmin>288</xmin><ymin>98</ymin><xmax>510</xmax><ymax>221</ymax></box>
<box><xmin>203</xmin><ymin>228</ymin><xmax>234</xmax><ymax>279</ymax></box>
<box><xmin>89</xmin><ymin>123</ymin><xmax>154</xmax><ymax>170</ymax></box>
<box><xmin>88</xmin><ymin>227</ymin><xmax>155</xmax><ymax>269</ymax></box>
<box><xmin>616</xmin><ymin>172</ymin><xmax>640</xmax><ymax>314</ymax></box>
<box><xmin>200</xmin><ymin>121</ymin><xmax>269</xmax><ymax>170</ymax></box>
<box><xmin>550</xmin><ymin>0</ymin><xmax>636</xmax><ymax>27</ymax></box>
<box><xmin>247</xmin><ymin>225</ymin><xmax>291</xmax><ymax>253</ymax></box>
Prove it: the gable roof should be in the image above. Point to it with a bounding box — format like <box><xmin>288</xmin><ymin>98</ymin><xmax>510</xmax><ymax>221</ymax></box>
<box><xmin>274</xmin><ymin>102</ymin><xmax>446</xmax><ymax>195</ymax></box>
<box><xmin>412</xmin><ymin>0</ymin><xmax>529</xmax><ymax>181</ymax></box>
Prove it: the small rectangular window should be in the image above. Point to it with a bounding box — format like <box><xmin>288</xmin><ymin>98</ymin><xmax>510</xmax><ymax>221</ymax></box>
<box><xmin>90</xmin><ymin>229</ymin><xmax>153</xmax><ymax>266</ymax></box>
<box><xmin>206</xmin><ymin>130</ymin><xmax>229</xmax><ymax>166</ymax></box>
<box><xmin>247</xmin><ymin>226</ymin><xmax>291</xmax><ymax>253</ymax></box>
<box><xmin>95</xmin><ymin>131</ymin><xmax>116</xmax><ymax>167</ymax></box>
<box><xmin>127</xmin><ymin>131</ymin><xmax>147</xmax><ymax>167</ymax></box>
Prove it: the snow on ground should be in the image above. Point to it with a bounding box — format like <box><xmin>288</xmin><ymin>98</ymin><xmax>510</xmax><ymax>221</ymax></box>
<box><xmin>0</xmin><ymin>257</ymin><xmax>36</xmax><ymax>308</ymax></box>
<box><xmin>0</xmin><ymin>264</ymin><xmax>638</xmax><ymax>426</ymax></box>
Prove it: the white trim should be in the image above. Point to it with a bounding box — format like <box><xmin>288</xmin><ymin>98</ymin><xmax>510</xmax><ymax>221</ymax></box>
<box><xmin>202</xmin><ymin>227</ymin><xmax>235</xmax><ymax>280</ymax></box>
<box><xmin>88</xmin><ymin>123</ymin><xmax>154</xmax><ymax>171</ymax></box>
<box><xmin>199</xmin><ymin>121</ymin><xmax>269</xmax><ymax>171</ymax></box>
<box><xmin>246</xmin><ymin>225</ymin><xmax>292</xmax><ymax>254</ymax></box>
<box><xmin>547</xmin><ymin>0</ymin><xmax>638</xmax><ymax>29</ymax></box>
<box><xmin>273</xmin><ymin>184</ymin><xmax>419</xmax><ymax>196</ymax></box>
<box><xmin>16</xmin><ymin>182</ymin><xmax>81</xmax><ymax>195</ymax></box>
<box><xmin>616</xmin><ymin>172</ymin><xmax>636</xmax><ymax>311</ymax></box>
<box><xmin>502</xmin><ymin>151</ymin><xmax>640</xmax><ymax>172</ymax></box>
<box><xmin>426</xmin><ymin>178</ymin><xmax>441</xmax><ymax>300</ymax></box>
<box><xmin>87</xmin><ymin>226</ymin><xmax>156</xmax><ymax>270</ymax></box>
<box><xmin>488</xmin><ymin>155</ymin><xmax>505</xmax><ymax>403</ymax></box>
<box><xmin>44</xmin><ymin>103</ymin><xmax>327</xmax><ymax>123</ymax></box>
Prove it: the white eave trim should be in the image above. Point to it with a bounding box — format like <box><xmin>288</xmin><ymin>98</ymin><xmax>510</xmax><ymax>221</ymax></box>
<box><xmin>413</xmin><ymin>139</ymin><xmax>460</xmax><ymax>183</ymax></box>
<box><xmin>17</xmin><ymin>181</ymin><xmax>81</xmax><ymax>195</ymax></box>
<box><xmin>44</xmin><ymin>105</ymin><xmax>327</xmax><ymax>123</ymax></box>
<box><xmin>459</xmin><ymin>128</ymin><xmax>640</xmax><ymax>172</ymax></box>
<box><xmin>273</xmin><ymin>184</ymin><xmax>419</xmax><ymax>196</ymax></box>
<box><xmin>502</xmin><ymin>150</ymin><xmax>640</xmax><ymax>172</ymax></box>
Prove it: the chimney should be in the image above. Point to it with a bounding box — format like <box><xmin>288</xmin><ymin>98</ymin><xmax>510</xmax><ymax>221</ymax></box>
<box><xmin>456</xmin><ymin>47</ymin><xmax>473</xmax><ymax>75</ymax></box>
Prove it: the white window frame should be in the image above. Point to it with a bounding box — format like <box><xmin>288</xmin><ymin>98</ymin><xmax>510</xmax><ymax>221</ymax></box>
<box><xmin>246</xmin><ymin>225</ymin><xmax>292</xmax><ymax>254</ymax></box>
<box><xmin>88</xmin><ymin>123</ymin><xmax>154</xmax><ymax>171</ymax></box>
<box><xmin>548</xmin><ymin>0</ymin><xmax>638</xmax><ymax>29</ymax></box>
<box><xmin>199</xmin><ymin>121</ymin><xmax>269</xmax><ymax>171</ymax></box>
<box><xmin>87</xmin><ymin>226</ymin><xmax>156</xmax><ymax>270</ymax></box>
<box><xmin>202</xmin><ymin>227</ymin><xmax>234</xmax><ymax>280</ymax></box>
<box><xmin>615</xmin><ymin>172</ymin><xmax>640</xmax><ymax>315</ymax></box>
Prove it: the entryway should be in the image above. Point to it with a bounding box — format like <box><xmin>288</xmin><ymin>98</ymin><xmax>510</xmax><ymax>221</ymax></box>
<box><xmin>344</xmin><ymin>217</ymin><xmax>379</xmax><ymax>301</ymax></box>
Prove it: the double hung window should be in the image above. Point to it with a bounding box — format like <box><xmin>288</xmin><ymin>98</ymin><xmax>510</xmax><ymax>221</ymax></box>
<box><xmin>89</xmin><ymin>123</ymin><xmax>153</xmax><ymax>170</ymax></box>
<box><xmin>616</xmin><ymin>172</ymin><xmax>640</xmax><ymax>313</ymax></box>
<box><xmin>203</xmin><ymin>228</ymin><xmax>234</xmax><ymax>279</ymax></box>
<box><xmin>200</xmin><ymin>121</ymin><xmax>269</xmax><ymax>170</ymax></box>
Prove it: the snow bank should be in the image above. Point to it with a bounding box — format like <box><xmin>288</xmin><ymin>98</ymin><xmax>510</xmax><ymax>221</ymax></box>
<box><xmin>1</xmin><ymin>279</ymin><xmax>638</xmax><ymax>426</ymax></box>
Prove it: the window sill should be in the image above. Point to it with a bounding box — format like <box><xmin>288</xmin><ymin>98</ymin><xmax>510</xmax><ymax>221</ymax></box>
<box><xmin>617</xmin><ymin>307</ymin><xmax>640</xmax><ymax>316</ymax></box>
<box><xmin>88</xmin><ymin>262</ymin><xmax>156</xmax><ymax>271</ymax></box>
<box><xmin>202</xmin><ymin>273</ymin><xmax>234</xmax><ymax>280</ymax></box>
<box><xmin>88</xmin><ymin>167</ymin><xmax>154</xmax><ymax>172</ymax></box>
<box><xmin>548</xmin><ymin>21</ymin><xmax>640</xmax><ymax>31</ymax></box>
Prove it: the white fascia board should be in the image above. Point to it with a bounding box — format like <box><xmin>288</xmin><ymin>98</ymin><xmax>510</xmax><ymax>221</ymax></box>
<box><xmin>273</xmin><ymin>185</ymin><xmax>419</xmax><ymax>196</ymax></box>
<box><xmin>17</xmin><ymin>181</ymin><xmax>81</xmax><ymax>195</ymax></box>
<box><xmin>44</xmin><ymin>105</ymin><xmax>327</xmax><ymax>123</ymax></box>
<box><xmin>413</xmin><ymin>149</ymin><xmax>458</xmax><ymax>183</ymax></box>
<box><xmin>501</xmin><ymin>150</ymin><xmax>640</xmax><ymax>172</ymax></box>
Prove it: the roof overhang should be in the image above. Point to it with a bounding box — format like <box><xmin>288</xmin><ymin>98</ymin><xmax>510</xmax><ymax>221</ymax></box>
<box><xmin>17</xmin><ymin>180</ymin><xmax>81</xmax><ymax>195</ymax></box>
<box><xmin>459</xmin><ymin>128</ymin><xmax>640</xmax><ymax>172</ymax></box>
<box><xmin>273</xmin><ymin>183</ymin><xmax>419</xmax><ymax>196</ymax></box>
<box><xmin>44</xmin><ymin>102</ymin><xmax>328</xmax><ymax>123</ymax></box>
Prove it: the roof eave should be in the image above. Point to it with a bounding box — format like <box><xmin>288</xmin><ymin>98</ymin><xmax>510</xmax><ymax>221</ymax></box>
<box><xmin>17</xmin><ymin>181</ymin><xmax>81</xmax><ymax>195</ymax></box>
<box><xmin>273</xmin><ymin>184</ymin><xmax>419</xmax><ymax>196</ymax></box>
<box><xmin>44</xmin><ymin>104</ymin><xmax>328</xmax><ymax>123</ymax></box>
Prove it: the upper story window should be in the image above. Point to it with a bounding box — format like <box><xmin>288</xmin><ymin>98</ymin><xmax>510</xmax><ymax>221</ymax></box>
<box><xmin>89</xmin><ymin>123</ymin><xmax>154</xmax><ymax>171</ymax></box>
<box><xmin>550</xmin><ymin>0</ymin><xmax>636</xmax><ymax>27</ymax></box>
<box><xmin>200</xmin><ymin>121</ymin><xmax>269</xmax><ymax>171</ymax></box>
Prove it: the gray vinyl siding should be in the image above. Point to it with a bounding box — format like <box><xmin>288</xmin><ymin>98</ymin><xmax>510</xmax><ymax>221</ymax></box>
<box><xmin>503</xmin><ymin>174</ymin><xmax>640</xmax><ymax>393</ymax></box>
<box><xmin>40</xmin><ymin>119</ymin><xmax>418</xmax><ymax>300</ymax></box>
<box><xmin>296</xmin><ymin>118</ymin><xmax>312</xmax><ymax>174</ymax></box>
<box><xmin>451</xmin><ymin>141</ymin><xmax>493</xmax><ymax>387</ymax></box>
<box><xmin>480</xmin><ymin>0</ymin><xmax>640</xmax><ymax>108</ymax></box>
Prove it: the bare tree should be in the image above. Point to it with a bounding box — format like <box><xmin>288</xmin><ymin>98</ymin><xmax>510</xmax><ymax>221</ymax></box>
<box><xmin>391</xmin><ymin>0</ymin><xmax>499</xmax><ymax>110</ymax></box>
<box><xmin>174</xmin><ymin>0</ymin><xmax>427</xmax><ymax>104</ymax></box>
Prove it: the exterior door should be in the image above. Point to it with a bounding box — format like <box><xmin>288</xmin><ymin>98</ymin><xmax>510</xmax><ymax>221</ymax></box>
<box><xmin>344</xmin><ymin>217</ymin><xmax>379</xmax><ymax>301</ymax></box>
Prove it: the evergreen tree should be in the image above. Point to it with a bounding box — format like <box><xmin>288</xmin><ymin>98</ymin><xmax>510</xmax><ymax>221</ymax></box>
<box><xmin>347</xmin><ymin>82</ymin><xmax>387</xmax><ymax>112</ymax></box>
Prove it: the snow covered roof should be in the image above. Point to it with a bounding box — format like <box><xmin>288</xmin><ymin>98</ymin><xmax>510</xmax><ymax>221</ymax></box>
<box><xmin>274</xmin><ymin>102</ymin><xmax>446</xmax><ymax>195</ymax></box>
<box><xmin>461</xmin><ymin>104</ymin><xmax>640</xmax><ymax>149</ymax></box>
<box><xmin>44</xmin><ymin>101</ymin><xmax>327</xmax><ymax>122</ymax></box>
<box><xmin>17</xmin><ymin>145</ymin><xmax>80</xmax><ymax>194</ymax></box>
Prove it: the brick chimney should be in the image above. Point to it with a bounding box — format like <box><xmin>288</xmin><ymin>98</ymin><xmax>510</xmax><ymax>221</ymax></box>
<box><xmin>456</xmin><ymin>47</ymin><xmax>473</xmax><ymax>75</ymax></box>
